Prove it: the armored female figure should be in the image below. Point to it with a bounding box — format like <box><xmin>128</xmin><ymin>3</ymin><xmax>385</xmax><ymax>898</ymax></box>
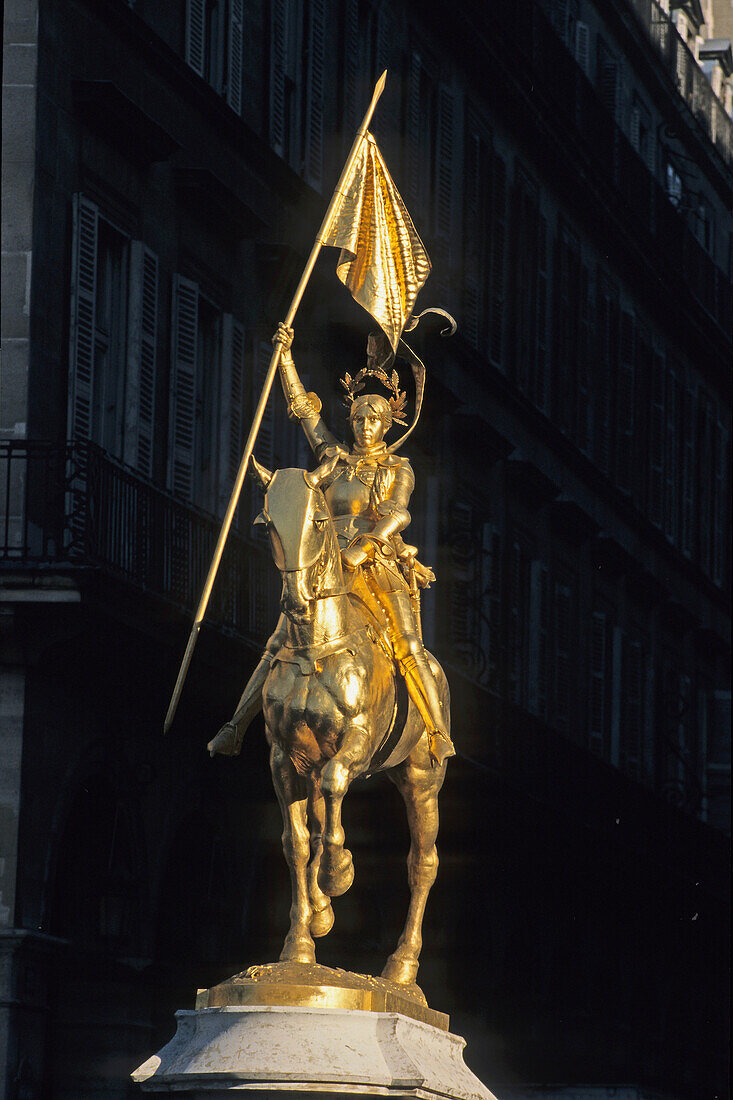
<box><xmin>210</xmin><ymin>323</ymin><xmax>454</xmax><ymax>767</ymax></box>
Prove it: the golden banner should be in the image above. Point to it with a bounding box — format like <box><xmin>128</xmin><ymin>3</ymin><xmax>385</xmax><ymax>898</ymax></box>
<box><xmin>321</xmin><ymin>133</ymin><xmax>431</xmax><ymax>351</ymax></box>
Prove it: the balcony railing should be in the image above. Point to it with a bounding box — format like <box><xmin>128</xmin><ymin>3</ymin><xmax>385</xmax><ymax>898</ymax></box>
<box><xmin>0</xmin><ymin>439</ymin><xmax>278</xmax><ymax>642</ymax></box>
<box><xmin>626</xmin><ymin>0</ymin><xmax>733</xmax><ymax>166</ymax></box>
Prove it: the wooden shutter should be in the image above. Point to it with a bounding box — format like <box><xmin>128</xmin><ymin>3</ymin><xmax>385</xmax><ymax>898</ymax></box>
<box><xmin>577</xmin><ymin>263</ymin><xmax>592</xmax><ymax>453</ymax></box>
<box><xmin>449</xmin><ymin>500</ymin><xmax>477</xmax><ymax>670</ymax></box>
<box><xmin>125</xmin><ymin>241</ymin><xmax>158</xmax><ymax>478</ymax></box>
<box><xmin>648</xmin><ymin>352</ymin><xmax>665</xmax><ymax>528</ymax></box>
<box><xmin>68</xmin><ymin>194</ymin><xmax>99</xmax><ymax>442</ymax></box>
<box><xmin>508</xmin><ymin>540</ymin><xmax>526</xmax><ymax>704</ymax></box>
<box><xmin>304</xmin><ymin>0</ymin><xmax>326</xmax><ymax>190</ymax></box>
<box><xmin>463</xmin><ymin>118</ymin><xmax>487</xmax><ymax>350</ymax></box>
<box><xmin>269</xmin><ymin>0</ymin><xmax>287</xmax><ymax>156</ymax></box>
<box><xmin>589</xmin><ymin>612</ymin><xmax>607</xmax><ymax>756</ymax></box>
<box><xmin>597</xmin><ymin>40</ymin><xmax>619</xmax><ymax>118</ymax></box>
<box><xmin>218</xmin><ymin>314</ymin><xmax>245</xmax><ymax>516</ymax></box>
<box><xmin>186</xmin><ymin>0</ymin><xmax>206</xmax><ymax>78</ymax></box>
<box><xmin>535</xmin><ymin>213</ymin><xmax>549</xmax><ymax>412</ymax></box>
<box><xmin>406</xmin><ymin>52</ymin><xmax>424</xmax><ymax>205</ymax></box>
<box><xmin>553</xmin><ymin>580</ymin><xmax>572</xmax><ymax>731</ymax></box>
<box><xmin>375</xmin><ymin>4</ymin><xmax>400</xmax><ymax>167</ymax></box>
<box><xmin>169</xmin><ymin>276</ymin><xmax>199</xmax><ymax>499</ymax></box>
<box><xmin>488</xmin><ymin>152</ymin><xmax>507</xmax><ymax>369</ymax></box>
<box><xmin>664</xmin><ymin>366</ymin><xmax>680</xmax><ymax>544</ymax></box>
<box><xmin>680</xmin><ymin>386</ymin><xmax>695</xmax><ymax>558</ymax></box>
<box><xmin>528</xmin><ymin>560</ymin><xmax>549</xmax><ymax>718</ymax></box>
<box><xmin>616</xmin><ymin>311</ymin><xmax>635</xmax><ymax>495</ymax></box>
<box><xmin>575</xmin><ymin>22</ymin><xmax>589</xmax><ymax>75</ymax></box>
<box><xmin>435</xmin><ymin>86</ymin><xmax>455</xmax><ymax>243</ymax></box>
<box><xmin>227</xmin><ymin>0</ymin><xmax>244</xmax><ymax>114</ymax></box>
<box><xmin>621</xmin><ymin>638</ymin><xmax>643</xmax><ymax>779</ymax></box>
<box><xmin>342</xmin><ymin>0</ymin><xmax>360</xmax><ymax>149</ymax></box>
<box><xmin>482</xmin><ymin>524</ymin><xmax>503</xmax><ymax>695</ymax></box>
<box><xmin>251</xmin><ymin>340</ymin><xmax>275</xmax><ymax>524</ymax></box>
<box><xmin>712</xmin><ymin>422</ymin><xmax>726</xmax><ymax>587</ymax></box>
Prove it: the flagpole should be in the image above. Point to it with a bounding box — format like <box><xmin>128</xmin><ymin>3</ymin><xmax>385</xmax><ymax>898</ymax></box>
<box><xmin>163</xmin><ymin>71</ymin><xmax>388</xmax><ymax>734</ymax></box>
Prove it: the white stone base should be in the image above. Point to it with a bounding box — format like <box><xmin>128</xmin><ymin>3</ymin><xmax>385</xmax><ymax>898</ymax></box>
<box><xmin>132</xmin><ymin>1005</ymin><xmax>497</xmax><ymax>1099</ymax></box>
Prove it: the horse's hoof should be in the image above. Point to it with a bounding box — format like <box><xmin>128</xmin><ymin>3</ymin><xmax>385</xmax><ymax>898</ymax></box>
<box><xmin>207</xmin><ymin>722</ymin><xmax>239</xmax><ymax>757</ymax></box>
<box><xmin>309</xmin><ymin>902</ymin><xmax>334</xmax><ymax>938</ymax></box>
<box><xmin>318</xmin><ymin>848</ymin><xmax>354</xmax><ymax>897</ymax></box>
<box><xmin>279</xmin><ymin>933</ymin><xmax>316</xmax><ymax>964</ymax></box>
<box><xmin>381</xmin><ymin>953</ymin><xmax>419</xmax><ymax>986</ymax></box>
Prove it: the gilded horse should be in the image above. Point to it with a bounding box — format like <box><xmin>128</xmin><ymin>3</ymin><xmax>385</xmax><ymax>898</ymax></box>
<box><xmin>245</xmin><ymin>458</ymin><xmax>450</xmax><ymax>986</ymax></box>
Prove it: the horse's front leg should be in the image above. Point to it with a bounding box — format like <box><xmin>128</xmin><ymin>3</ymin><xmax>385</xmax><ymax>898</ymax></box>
<box><xmin>269</xmin><ymin>742</ymin><xmax>316</xmax><ymax>963</ymax></box>
<box><xmin>382</xmin><ymin>733</ymin><xmax>448</xmax><ymax>986</ymax></box>
<box><xmin>317</xmin><ymin>722</ymin><xmax>371</xmax><ymax>898</ymax></box>
<box><xmin>306</xmin><ymin>777</ymin><xmax>334</xmax><ymax>937</ymax></box>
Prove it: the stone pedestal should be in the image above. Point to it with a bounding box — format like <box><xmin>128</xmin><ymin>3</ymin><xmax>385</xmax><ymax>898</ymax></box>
<box><xmin>132</xmin><ymin>1004</ymin><xmax>497</xmax><ymax>1099</ymax></box>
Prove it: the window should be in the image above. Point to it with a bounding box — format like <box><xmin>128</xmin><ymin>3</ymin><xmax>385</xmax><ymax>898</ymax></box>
<box><xmin>269</xmin><ymin>0</ymin><xmax>326</xmax><ymax>190</ymax></box>
<box><xmin>186</xmin><ymin>0</ymin><xmax>243</xmax><ymax>114</ymax></box>
<box><xmin>67</xmin><ymin>195</ymin><xmax>158</xmax><ymax>478</ymax></box>
<box><xmin>510</xmin><ymin>168</ymin><xmax>548</xmax><ymax>412</ymax></box>
<box><xmin>629</xmin><ymin>93</ymin><xmax>653</xmax><ymax>171</ymax></box>
<box><xmin>551</xmin><ymin>576</ymin><xmax>574</xmax><ymax>732</ymax></box>
<box><xmin>695</xmin><ymin>197</ymin><xmax>715</xmax><ymax>255</ymax></box>
<box><xmin>620</xmin><ymin>636</ymin><xmax>644</xmax><ymax>779</ymax></box>
<box><xmin>589</xmin><ymin>611</ymin><xmax>609</xmax><ymax>758</ymax></box>
<box><xmin>596</xmin><ymin>37</ymin><xmax>619</xmax><ymax>119</ymax></box>
<box><xmin>664</xmin><ymin>158</ymin><xmax>683</xmax><ymax>208</ymax></box>
<box><xmin>169</xmin><ymin>275</ymin><xmax>245</xmax><ymax>515</ymax></box>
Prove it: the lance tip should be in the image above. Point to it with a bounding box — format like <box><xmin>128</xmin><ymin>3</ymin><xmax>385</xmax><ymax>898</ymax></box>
<box><xmin>375</xmin><ymin>70</ymin><xmax>387</xmax><ymax>97</ymax></box>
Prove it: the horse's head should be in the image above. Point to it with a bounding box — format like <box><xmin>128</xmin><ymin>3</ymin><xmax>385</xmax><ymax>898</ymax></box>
<box><xmin>251</xmin><ymin>459</ymin><xmax>342</xmax><ymax>620</ymax></box>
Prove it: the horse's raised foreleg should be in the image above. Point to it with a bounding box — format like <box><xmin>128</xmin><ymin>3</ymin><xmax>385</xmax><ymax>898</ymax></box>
<box><xmin>269</xmin><ymin>742</ymin><xmax>316</xmax><ymax>963</ymax></box>
<box><xmin>382</xmin><ymin>733</ymin><xmax>448</xmax><ymax>985</ymax></box>
<box><xmin>306</xmin><ymin>777</ymin><xmax>334</xmax><ymax>936</ymax></box>
<box><xmin>317</xmin><ymin>723</ymin><xmax>372</xmax><ymax>897</ymax></box>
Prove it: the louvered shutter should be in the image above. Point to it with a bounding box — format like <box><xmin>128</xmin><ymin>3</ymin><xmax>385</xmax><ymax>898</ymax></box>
<box><xmin>269</xmin><ymin>0</ymin><xmax>287</xmax><ymax>157</ymax></box>
<box><xmin>528</xmin><ymin>560</ymin><xmax>549</xmax><ymax>718</ymax></box>
<box><xmin>489</xmin><ymin>152</ymin><xmax>507</xmax><ymax>369</ymax></box>
<box><xmin>616</xmin><ymin>311</ymin><xmax>635</xmax><ymax>495</ymax></box>
<box><xmin>712</xmin><ymin>422</ymin><xmax>726</xmax><ymax>587</ymax></box>
<box><xmin>125</xmin><ymin>242</ymin><xmax>158</xmax><ymax>479</ymax></box>
<box><xmin>553</xmin><ymin>580</ymin><xmax>572</xmax><ymax>731</ymax></box>
<box><xmin>481</xmin><ymin>524</ymin><xmax>502</xmax><ymax>695</ymax></box>
<box><xmin>535</xmin><ymin>214</ymin><xmax>548</xmax><ymax>412</ymax></box>
<box><xmin>406</xmin><ymin>52</ymin><xmax>423</xmax><ymax>206</ymax></box>
<box><xmin>664</xmin><ymin>367</ymin><xmax>680</xmax><ymax>544</ymax></box>
<box><xmin>575</xmin><ymin>22</ymin><xmax>589</xmax><ymax>75</ymax></box>
<box><xmin>648</xmin><ymin>352</ymin><xmax>665</xmax><ymax>528</ymax></box>
<box><xmin>218</xmin><ymin>314</ymin><xmax>245</xmax><ymax>517</ymax></box>
<box><xmin>68</xmin><ymin>194</ymin><xmax>99</xmax><ymax>443</ymax></box>
<box><xmin>508</xmin><ymin>541</ymin><xmax>524</xmax><ymax>704</ymax></box>
<box><xmin>577</xmin><ymin>263</ymin><xmax>592</xmax><ymax>452</ymax></box>
<box><xmin>251</xmin><ymin>340</ymin><xmax>275</xmax><ymax>524</ymax></box>
<box><xmin>304</xmin><ymin>0</ymin><xmax>326</xmax><ymax>190</ymax></box>
<box><xmin>449</xmin><ymin>500</ymin><xmax>476</xmax><ymax>669</ymax></box>
<box><xmin>621</xmin><ymin>638</ymin><xmax>643</xmax><ymax>779</ymax></box>
<box><xmin>462</xmin><ymin>121</ymin><xmax>486</xmax><ymax>350</ymax></box>
<box><xmin>342</xmin><ymin>0</ymin><xmax>360</xmax><ymax>151</ymax></box>
<box><xmin>376</xmin><ymin>5</ymin><xmax>401</xmax><ymax>168</ymax></box>
<box><xmin>589</xmin><ymin>612</ymin><xmax>607</xmax><ymax>756</ymax></box>
<box><xmin>227</xmin><ymin>0</ymin><xmax>244</xmax><ymax>114</ymax></box>
<box><xmin>680</xmin><ymin>386</ymin><xmax>695</xmax><ymax>558</ymax></box>
<box><xmin>186</xmin><ymin>0</ymin><xmax>206</xmax><ymax>78</ymax></box>
<box><xmin>435</xmin><ymin>86</ymin><xmax>455</xmax><ymax>243</ymax></box>
<box><xmin>169</xmin><ymin>276</ymin><xmax>199</xmax><ymax>500</ymax></box>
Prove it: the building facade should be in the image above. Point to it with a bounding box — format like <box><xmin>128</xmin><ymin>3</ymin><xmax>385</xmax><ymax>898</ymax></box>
<box><xmin>1</xmin><ymin>0</ymin><xmax>730</xmax><ymax>1096</ymax></box>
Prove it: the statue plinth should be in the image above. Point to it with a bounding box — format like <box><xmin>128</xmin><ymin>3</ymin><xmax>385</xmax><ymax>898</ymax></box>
<box><xmin>196</xmin><ymin>960</ymin><xmax>449</xmax><ymax>1031</ymax></box>
<box><xmin>132</xmin><ymin>962</ymin><xmax>496</xmax><ymax>1099</ymax></box>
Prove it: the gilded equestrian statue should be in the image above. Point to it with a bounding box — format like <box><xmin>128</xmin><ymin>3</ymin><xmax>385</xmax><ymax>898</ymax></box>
<box><xmin>208</xmin><ymin>324</ymin><xmax>454</xmax><ymax>986</ymax></box>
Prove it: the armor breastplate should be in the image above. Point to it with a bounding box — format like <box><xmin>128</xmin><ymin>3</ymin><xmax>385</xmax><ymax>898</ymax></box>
<box><xmin>324</xmin><ymin>462</ymin><xmax>377</xmax><ymax>547</ymax></box>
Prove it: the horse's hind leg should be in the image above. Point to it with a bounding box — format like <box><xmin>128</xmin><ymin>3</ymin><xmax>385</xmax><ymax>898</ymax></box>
<box><xmin>269</xmin><ymin>742</ymin><xmax>316</xmax><ymax>963</ymax></box>
<box><xmin>382</xmin><ymin>733</ymin><xmax>448</xmax><ymax>986</ymax></box>
<box><xmin>306</xmin><ymin>777</ymin><xmax>334</xmax><ymax>937</ymax></box>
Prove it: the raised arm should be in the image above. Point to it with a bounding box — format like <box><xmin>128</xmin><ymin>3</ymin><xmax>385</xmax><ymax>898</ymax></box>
<box><xmin>273</xmin><ymin>323</ymin><xmax>339</xmax><ymax>459</ymax></box>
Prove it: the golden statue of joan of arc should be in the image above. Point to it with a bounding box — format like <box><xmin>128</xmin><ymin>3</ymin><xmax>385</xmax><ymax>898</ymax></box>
<box><xmin>210</xmin><ymin>321</ymin><xmax>455</xmax><ymax>767</ymax></box>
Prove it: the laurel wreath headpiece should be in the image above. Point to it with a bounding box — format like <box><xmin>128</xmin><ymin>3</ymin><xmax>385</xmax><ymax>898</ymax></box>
<box><xmin>339</xmin><ymin>310</ymin><xmax>457</xmax><ymax>452</ymax></box>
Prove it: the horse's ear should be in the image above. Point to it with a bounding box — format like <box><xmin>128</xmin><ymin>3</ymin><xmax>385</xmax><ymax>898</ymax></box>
<box><xmin>249</xmin><ymin>455</ymin><xmax>273</xmax><ymax>491</ymax></box>
<box><xmin>305</xmin><ymin>454</ymin><xmax>339</xmax><ymax>489</ymax></box>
